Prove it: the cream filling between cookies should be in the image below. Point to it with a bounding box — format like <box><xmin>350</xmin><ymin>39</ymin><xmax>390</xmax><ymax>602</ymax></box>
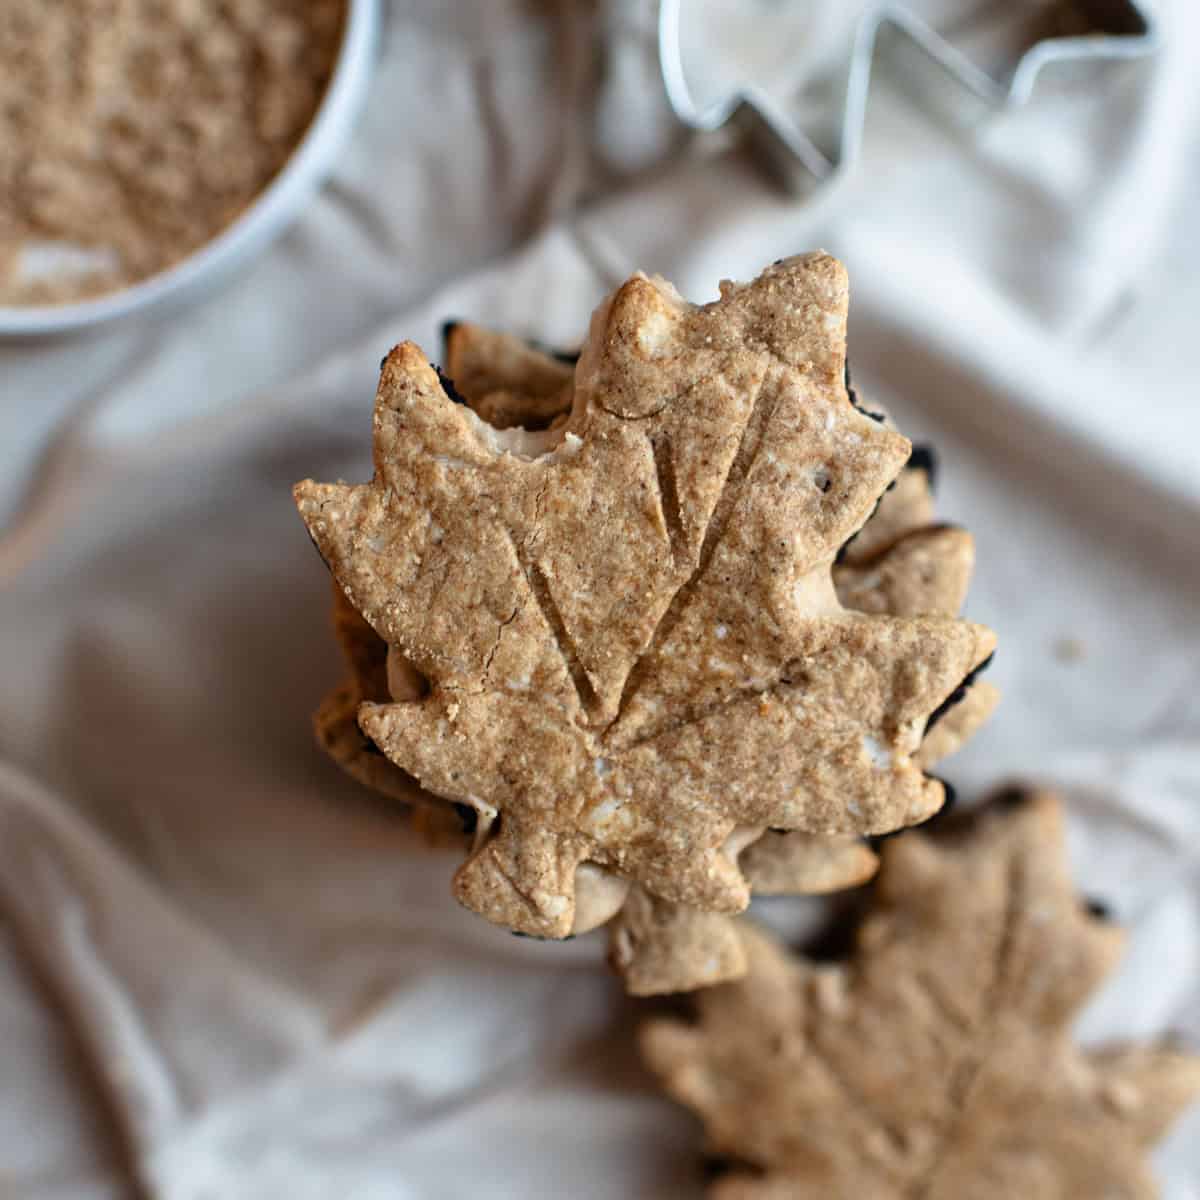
<box><xmin>571</xmin><ymin>824</ymin><xmax>766</xmax><ymax>936</ymax></box>
<box><xmin>458</xmin><ymin>399</ymin><xmax>584</xmax><ymax>462</ymax></box>
<box><xmin>571</xmin><ymin>865</ymin><xmax>632</xmax><ymax>934</ymax></box>
<box><xmin>466</xmin><ymin>798</ymin><xmax>500</xmax><ymax>855</ymax></box>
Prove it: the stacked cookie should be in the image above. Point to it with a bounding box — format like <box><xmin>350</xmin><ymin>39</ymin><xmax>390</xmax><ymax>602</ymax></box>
<box><xmin>297</xmin><ymin>255</ymin><xmax>994</xmax><ymax>975</ymax></box>
<box><xmin>643</xmin><ymin>789</ymin><xmax>1200</xmax><ymax>1198</ymax></box>
<box><xmin>294</xmin><ymin>255</ymin><xmax>1197</xmax><ymax>1191</ymax></box>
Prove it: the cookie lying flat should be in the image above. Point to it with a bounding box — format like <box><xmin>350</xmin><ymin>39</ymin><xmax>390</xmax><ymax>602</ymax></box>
<box><xmin>295</xmin><ymin>254</ymin><xmax>995</xmax><ymax>938</ymax></box>
<box><xmin>642</xmin><ymin>789</ymin><xmax>1200</xmax><ymax>1199</ymax></box>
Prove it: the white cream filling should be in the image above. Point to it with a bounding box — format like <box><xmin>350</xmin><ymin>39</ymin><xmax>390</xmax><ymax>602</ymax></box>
<box><xmin>569</xmin><ymin>823</ymin><xmax>766</xmax><ymax>937</ymax></box>
<box><xmin>466</xmin><ymin>798</ymin><xmax>499</xmax><ymax>855</ymax></box>
<box><xmin>455</xmin><ymin>388</ymin><xmax>586</xmax><ymax>462</ymax></box>
<box><xmin>570</xmin><ymin>864</ymin><xmax>632</xmax><ymax>934</ymax></box>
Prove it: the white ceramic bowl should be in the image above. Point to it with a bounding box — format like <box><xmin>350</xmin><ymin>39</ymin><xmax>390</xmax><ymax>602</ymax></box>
<box><xmin>0</xmin><ymin>0</ymin><xmax>381</xmax><ymax>338</ymax></box>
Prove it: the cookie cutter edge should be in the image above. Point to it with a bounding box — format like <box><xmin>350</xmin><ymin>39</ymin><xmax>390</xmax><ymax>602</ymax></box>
<box><xmin>658</xmin><ymin>0</ymin><xmax>1160</xmax><ymax>191</ymax></box>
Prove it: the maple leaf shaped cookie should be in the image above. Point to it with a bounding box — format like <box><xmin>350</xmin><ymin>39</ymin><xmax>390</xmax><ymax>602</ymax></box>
<box><xmin>295</xmin><ymin>254</ymin><xmax>995</xmax><ymax>937</ymax></box>
<box><xmin>307</xmin><ymin>323</ymin><xmax>997</xmax><ymax>987</ymax></box>
<box><xmin>642</xmin><ymin>790</ymin><xmax>1200</xmax><ymax>1199</ymax></box>
<box><xmin>310</xmin><ymin>458</ymin><xmax>997</xmax><ymax>962</ymax></box>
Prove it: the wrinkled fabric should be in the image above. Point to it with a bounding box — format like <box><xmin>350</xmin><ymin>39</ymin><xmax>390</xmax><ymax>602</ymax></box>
<box><xmin>1</xmin><ymin>2</ymin><xmax>1198</xmax><ymax>1197</ymax></box>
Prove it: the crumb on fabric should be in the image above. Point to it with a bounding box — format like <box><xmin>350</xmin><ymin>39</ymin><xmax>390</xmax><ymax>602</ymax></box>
<box><xmin>1054</xmin><ymin>635</ymin><xmax>1087</xmax><ymax>663</ymax></box>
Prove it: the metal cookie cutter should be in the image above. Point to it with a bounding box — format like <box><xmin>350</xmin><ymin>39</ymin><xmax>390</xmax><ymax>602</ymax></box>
<box><xmin>659</xmin><ymin>0</ymin><xmax>1159</xmax><ymax>192</ymax></box>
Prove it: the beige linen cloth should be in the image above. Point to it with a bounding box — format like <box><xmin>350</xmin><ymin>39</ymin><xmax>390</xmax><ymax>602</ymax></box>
<box><xmin>1</xmin><ymin>2</ymin><xmax>1198</xmax><ymax>1196</ymax></box>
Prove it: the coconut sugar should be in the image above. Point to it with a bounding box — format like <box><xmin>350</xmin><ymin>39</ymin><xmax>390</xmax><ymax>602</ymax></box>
<box><xmin>0</xmin><ymin>0</ymin><xmax>345</xmax><ymax>305</ymax></box>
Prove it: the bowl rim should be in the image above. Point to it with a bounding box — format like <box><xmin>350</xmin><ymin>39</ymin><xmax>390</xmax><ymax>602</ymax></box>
<box><xmin>0</xmin><ymin>0</ymin><xmax>380</xmax><ymax>338</ymax></box>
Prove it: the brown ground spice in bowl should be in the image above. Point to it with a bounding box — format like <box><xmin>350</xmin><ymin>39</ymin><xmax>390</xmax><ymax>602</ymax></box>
<box><xmin>0</xmin><ymin>0</ymin><xmax>345</xmax><ymax>306</ymax></box>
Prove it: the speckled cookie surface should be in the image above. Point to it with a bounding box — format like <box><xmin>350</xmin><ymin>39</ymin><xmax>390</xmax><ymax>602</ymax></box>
<box><xmin>295</xmin><ymin>254</ymin><xmax>994</xmax><ymax>937</ymax></box>
<box><xmin>309</xmin><ymin>409</ymin><xmax>997</xmax><ymax>981</ymax></box>
<box><xmin>642</xmin><ymin>790</ymin><xmax>1200</xmax><ymax>1199</ymax></box>
<box><xmin>610</xmin><ymin>457</ymin><xmax>998</xmax><ymax>994</ymax></box>
<box><xmin>439</xmin><ymin>330</ymin><xmax>997</xmax><ymax>785</ymax></box>
<box><xmin>310</xmin><ymin>328</ymin><xmax>573</xmax><ymax>835</ymax></box>
<box><xmin>443</xmin><ymin>327</ymin><xmax>897</xmax><ymax>938</ymax></box>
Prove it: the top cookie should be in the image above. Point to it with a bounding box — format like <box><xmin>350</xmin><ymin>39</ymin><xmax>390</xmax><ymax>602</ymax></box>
<box><xmin>294</xmin><ymin>254</ymin><xmax>995</xmax><ymax>937</ymax></box>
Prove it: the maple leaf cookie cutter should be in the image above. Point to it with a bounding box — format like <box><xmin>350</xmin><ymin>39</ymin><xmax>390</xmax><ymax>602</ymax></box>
<box><xmin>658</xmin><ymin>0</ymin><xmax>1159</xmax><ymax>192</ymax></box>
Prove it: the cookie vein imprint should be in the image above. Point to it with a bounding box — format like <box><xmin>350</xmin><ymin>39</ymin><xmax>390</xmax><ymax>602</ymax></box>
<box><xmin>608</xmin><ymin>440</ymin><xmax>999</xmax><ymax>992</ymax></box>
<box><xmin>295</xmin><ymin>254</ymin><xmax>995</xmax><ymax>938</ymax></box>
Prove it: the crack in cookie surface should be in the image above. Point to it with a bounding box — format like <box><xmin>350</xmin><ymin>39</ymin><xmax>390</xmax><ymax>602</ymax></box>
<box><xmin>610</xmin><ymin>455</ymin><xmax>999</xmax><ymax>992</ymax></box>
